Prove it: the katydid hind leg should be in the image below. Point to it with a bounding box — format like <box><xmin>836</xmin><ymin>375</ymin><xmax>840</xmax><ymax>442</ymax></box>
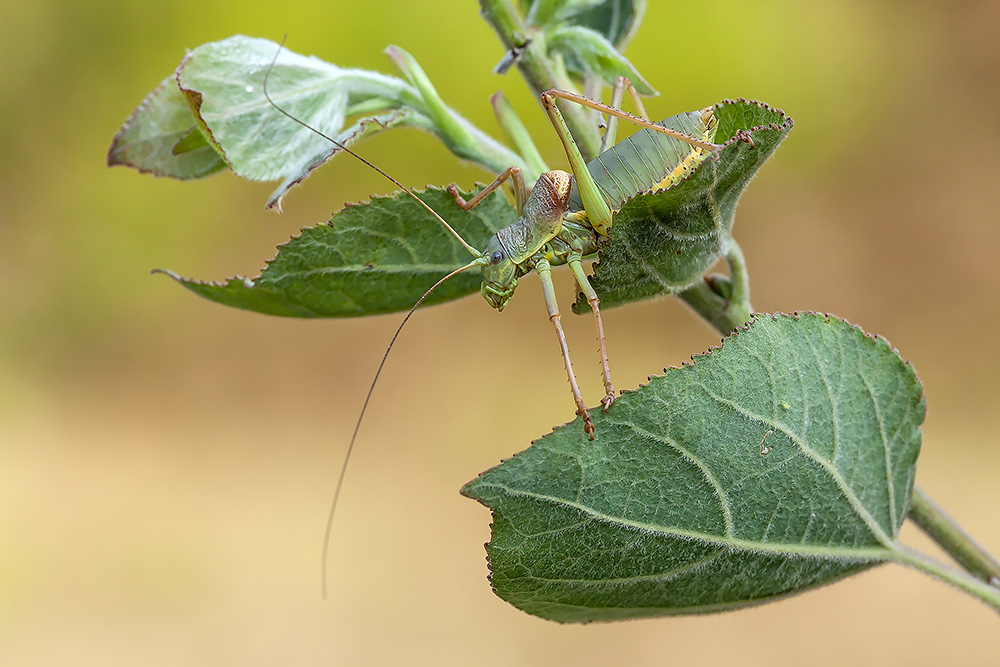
<box><xmin>599</xmin><ymin>77</ymin><xmax>626</xmax><ymax>153</ymax></box>
<box><xmin>568</xmin><ymin>257</ymin><xmax>615</xmax><ymax>410</ymax></box>
<box><xmin>599</xmin><ymin>76</ymin><xmax>651</xmax><ymax>154</ymax></box>
<box><xmin>621</xmin><ymin>77</ymin><xmax>650</xmax><ymax>123</ymax></box>
<box><xmin>545</xmin><ymin>89</ymin><xmax>722</xmax><ymax>152</ymax></box>
<box><xmin>536</xmin><ymin>259</ymin><xmax>595</xmax><ymax>439</ymax></box>
<box><xmin>540</xmin><ymin>92</ymin><xmax>615</xmax><ymax>238</ymax></box>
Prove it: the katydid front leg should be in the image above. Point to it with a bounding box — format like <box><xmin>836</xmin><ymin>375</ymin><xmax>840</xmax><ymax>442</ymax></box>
<box><xmin>535</xmin><ymin>258</ymin><xmax>595</xmax><ymax>439</ymax></box>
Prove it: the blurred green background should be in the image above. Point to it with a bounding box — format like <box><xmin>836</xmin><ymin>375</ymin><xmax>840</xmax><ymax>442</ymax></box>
<box><xmin>2</xmin><ymin>0</ymin><xmax>999</xmax><ymax>664</ymax></box>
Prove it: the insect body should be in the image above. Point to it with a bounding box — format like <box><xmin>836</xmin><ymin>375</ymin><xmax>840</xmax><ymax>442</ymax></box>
<box><xmin>567</xmin><ymin>108</ymin><xmax>718</xmax><ymax>215</ymax></box>
<box><xmin>447</xmin><ymin>84</ymin><xmax>720</xmax><ymax>436</ymax></box>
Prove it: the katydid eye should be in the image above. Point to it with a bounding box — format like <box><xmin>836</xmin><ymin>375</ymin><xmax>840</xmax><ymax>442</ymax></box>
<box><xmin>490</xmin><ymin>250</ymin><xmax>504</xmax><ymax>264</ymax></box>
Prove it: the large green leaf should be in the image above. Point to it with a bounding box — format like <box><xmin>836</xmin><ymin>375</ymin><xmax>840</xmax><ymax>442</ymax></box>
<box><xmin>462</xmin><ymin>313</ymin><xmax>925</xmax><ymax>622</ymax></box>
<box><xmin>159</xmin><ymin>188</ymin><xmax>514</xmax><ymax>317</ymax></box>
<box><xmin>573</xmin><ymin>99</ymin><xmax>793</xmax><ymax>312</ymax></box>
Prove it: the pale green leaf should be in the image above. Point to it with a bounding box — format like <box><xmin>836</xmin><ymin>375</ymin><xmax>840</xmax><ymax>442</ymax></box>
<box><xmin>547</xmin><ymin>24</ymin><xmax>655</xmax><ymax>95</ymax></box>
<box><xmin>175</xmin><ymin>36</ymin><xmax>431</xmax><ymax>209</ymax></box>
<box><xmin>106</xmin><ymin>75</ymin><xmax>226</xmax><ymax>179</ymax></box>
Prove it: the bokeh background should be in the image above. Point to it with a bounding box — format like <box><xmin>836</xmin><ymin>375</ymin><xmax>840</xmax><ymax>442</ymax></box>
<box><xmin>2</xmin><ymin>0</ymin><xmax>999</xmax><ymax>664</ymax></box>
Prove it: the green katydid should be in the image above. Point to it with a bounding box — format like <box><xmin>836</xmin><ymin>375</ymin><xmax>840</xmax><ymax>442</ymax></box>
<box><xmin>260</xmin><ymin>45</ymin><xmax>727</xmax><ymax>596</ymax></box>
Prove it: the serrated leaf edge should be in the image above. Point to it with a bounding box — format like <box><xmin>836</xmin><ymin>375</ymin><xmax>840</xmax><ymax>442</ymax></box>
<box><xmin>462</xmin><ymin>311</ymin><xmax>925</xmax><ymax>556</ymax></box>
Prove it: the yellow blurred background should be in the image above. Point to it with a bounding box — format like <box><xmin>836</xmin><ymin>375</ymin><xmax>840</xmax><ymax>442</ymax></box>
<box><xmin>2</xmin><ymin>0</ymin><xmax>998</xmax><ymax>664</ymax></box>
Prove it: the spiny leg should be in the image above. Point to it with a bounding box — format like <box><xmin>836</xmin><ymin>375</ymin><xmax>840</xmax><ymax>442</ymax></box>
<box><xmin>447</xmin><ymin>166</ymin><xmax>527</xmax><ymax>214</ymax></box>
<box><xmin>546</xmin><ymin>89</ymin><xmax>722</xmax><ymax>152</ymax></box>
<box><xmin>541</xmin><ymin>93</ymin><xmax>614</xmax><ymax>237</ymax></box>
<box><xmin>568</xmin><ymin>254</ymin><xmax>614</xmax><ymax>410</ymax></box>
<box><xmin>599</xmin><ymin>76</ymin><xmax>651</xmax><ymax>153</ymax></box>
<box><xmin>535</xmin><ymin>258</ymin><xmax>595</xmax><ymax>439</ymax></box>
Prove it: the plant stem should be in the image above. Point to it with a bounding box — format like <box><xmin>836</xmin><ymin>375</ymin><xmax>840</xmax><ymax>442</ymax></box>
<box><xmin>677</xmin><ymin>240</ymin><xmax>752</xmax><ymax>335</ymax></box>
<box><xmin>892</xmin><ymin>544</ymin><xmax>1000</xmax><ymax>613</ymax></box>
<box><xmin>478</xmin><ymin>0</ymin><xmax>602</xmax><ymax>161</ymax></box>
<box><xmin>384</xmin><ymin>46</ymin><xmax>528</xmax><ymax>177</ymax></box>
<box><xmin>678</xmin><ymin>241</ymin><xmax>1000</xmax><ymax>597</ymax></box>
<box><xmin>908</xmin><ymin>486</ymin><xmax>1000</xmax><ymax>586</ymax></box>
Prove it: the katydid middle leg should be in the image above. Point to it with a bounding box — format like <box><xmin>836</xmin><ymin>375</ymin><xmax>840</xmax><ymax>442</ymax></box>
<box><xmin>447</xmin><ymin>166</ymin><xmax>528</xmax><ymax>214</ymax></box>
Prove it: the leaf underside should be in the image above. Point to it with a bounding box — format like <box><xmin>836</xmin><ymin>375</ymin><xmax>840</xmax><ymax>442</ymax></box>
<box><xmin>109</xmin><ymin>36</ymin><xmax>442</xmax><ymax>210</ymax></box>
<box><xmin>462</xmin><ymin>313</ymin><xmax>925</xmax><ymax>622</ymax></box>
<box><xmin>160</xmin><ymin>188</ymin><xmax>515</xmax><ymax>317</ymax></box>
<box><xmin>574</xmin><ymin>99</ymin><xmax>793</xmax><ymax>313</ymax></box>
<box><xmin>106</xmin><ymin>75</ymin><xmax>227</xmax><ymax>179</ymax></box>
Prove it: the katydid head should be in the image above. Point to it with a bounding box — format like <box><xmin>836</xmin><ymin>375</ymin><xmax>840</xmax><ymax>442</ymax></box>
<box><xmin>479</xmin><ymin>170</ymin><xmax>573</xmax><ymax>312</ymax></box>
<box><xmin>480</xmin><ymin>235</ymin><xmax>517</xmax><ymax>311</ymax></box>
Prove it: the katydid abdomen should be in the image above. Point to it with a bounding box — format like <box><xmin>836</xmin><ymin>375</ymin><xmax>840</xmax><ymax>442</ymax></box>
<box><xmin>568</xmin><ymin>108</ymin><xmax>718</xmax><ymax>214</ymax></box>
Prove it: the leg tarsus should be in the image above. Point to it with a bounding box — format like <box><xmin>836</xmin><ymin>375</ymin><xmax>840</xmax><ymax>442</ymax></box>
<box><xmin>580</xmin><ymin>407</ymin><xmax>595</xmax><ymax>440</ymax></box>
<box><xmin>734</xmin><ymin>129</ymin><xmax>755</xmax><ymax>148</ymax></box>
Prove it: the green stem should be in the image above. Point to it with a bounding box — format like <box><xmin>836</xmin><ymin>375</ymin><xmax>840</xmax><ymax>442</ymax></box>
<box><xmin>908</xmin><ymin>487</ymin><xmax>1000</xmax><ymax>586</ymax></box>
<box><xmin>384</xmin><ymin>45</ymin><xmax>526</xmax><ymax>177</ymax></box>
<box><xmin>491</xmin><ymin>91</ymin><xmax>549</xmax><ymax>181</ymax></box>
<box><xmin>478</xmin><ymin>0</ymin><xmax>602</xmax><ymax>161</ymax></box>
<box><xmin>677</xmin><ymin>240</ymin><xmax>752</xmax><ymax>334</ymax></box>
<box><xmin>892</xmin><ymin>544</ymin><xmax>1000</xmax><ymax>613</ymax></box>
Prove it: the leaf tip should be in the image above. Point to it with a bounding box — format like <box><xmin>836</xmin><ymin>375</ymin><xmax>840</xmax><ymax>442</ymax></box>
<box><xmin>150</xmin><ymin>267</ymin><xmax>178</xmax><ymax>279</ymax></box>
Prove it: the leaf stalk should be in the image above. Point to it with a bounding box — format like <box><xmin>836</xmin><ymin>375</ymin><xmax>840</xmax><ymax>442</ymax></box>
<box><xmin>908</xmin><ymin>487</ymin><xmax>1000</xmax><ymax>586</ymax></box>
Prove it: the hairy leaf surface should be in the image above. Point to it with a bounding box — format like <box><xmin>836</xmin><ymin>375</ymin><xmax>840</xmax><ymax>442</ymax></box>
<box><xmin>110</xmin><ymin>36</ymin><xmax>522</xmax><ymax>210</ymax></box>
<box><xmin>574</xmin><ymin>99</ymin><xmax>793</xmax><ymax>313</ymax></box>
<box><xmin>463</xmin><ymin>313</ymin><xmax>925</xmax><ymax>622</ymax></box>
<box><xmin>161</xmin><ymin>188</ymin><xmax>514</xmax><ymax>317</ymax></box>
<box><xmin>522</xmin><ymin>0</ymin><xmax>646</xmax><ymax>49</ymax></box>
<box><xmin>522</xmin><ymin>0</ymin><xmax>650</xmax><ymax>91</ymax></box>
<box><xmin>106</xmin><ymin>75</ymin><xmax>226</xmax><ymax>179</ymax></box>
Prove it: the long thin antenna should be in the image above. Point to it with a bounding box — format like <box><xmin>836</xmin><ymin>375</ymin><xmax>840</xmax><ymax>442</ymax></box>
<box><xmin>258</xmin><ymin>38</ymin><xmax>487</xmax><ymax>599</ymax></box>
<box><xmin>321</xmin><ymin>259</ymin><xmax>480</xmax><ymax>599</ymax></box>
<box><xmin>263</xmin><ymin>36</ymin><xmax>481</xmax><ymax>258</ymax></box>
